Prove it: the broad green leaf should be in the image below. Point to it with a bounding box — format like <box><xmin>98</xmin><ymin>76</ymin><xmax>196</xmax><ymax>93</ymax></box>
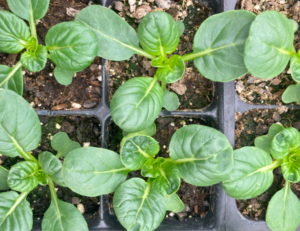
<box><xmin>156</xmin><ymin>55</ymin><xmax>185</xmax><ymax>83</ymax></box>
<box><xmin>170</xmin><ymin>125</ymin><xmax>234</xmax><ymax>186</ymax></box>
<box><xmin>290</xmin><ymin>54</ymin><xmax>300</xmax><ymax>82</ymax></box>
<box><xmin>282</xmin><ymin>83</ymin><xmax>300</xmax><ymax>104</ymax></box>
<box><xmin>270</xmin><ymin>127</ymin><xmax>300</xmax><ymax>160</ymax></box>
<box><xmin>122</xmin><ymin>122</ymin><xmax>156</xmax><ymax>137</ymax></box>
<box><xmin>46</xmin><ymin>21</ymin><xmax>98</xmax><ymax>72</ymax></box>
<box><xmin>0</xmin><ymin>10</ymin><xmax>30</xmax><ymax>53</ymax></box>
<box><xmin>51</xmin><ymin>168</ymin><xmax>67</xmax><ymax>187</ymax></box>
<box><xmin>111</xmin><ymin>77</ymin><xmax>163</xmax><ymax>133</ymax></box>
<box><xmin>121</xmin><ymin>135</ymin><xmax>159</xmax><ymax>170</ymax></box>
<box><xmin>0</xmin><ymin>89</ymin><xmax>41</xmax><ymax>158</ymax></box>
<box><xmin>191</xmin><ymin>10</ymin><xmax>255</xmax><ymax>82</ymax></box>
<box><xmin>7</xmin><ymin>0</ymin><xmax>50</xmax><ymax>21</ymax></box>
<box><xmin>281</xmin><ymin>151</ymin><xmax>300</xmax><ymax>183</ymax></box>
<box><xmin>266</xmin><ymin>182</ymin><xmax>300</xmax><ymax>231</ymax></box>
<box><xmin>113</xmin><ymin>178</ymin><xmax>166</xmax><ymax>231</ymax></box>
<box><xmin>138</xmin><ymin>11</ymin><xmax>180</xmax><ymax>56</ymax></box>
<box><xmin>0</xmin><ymin>166</ymin><xmax>9</xmax><ymax>190</ymax></box>
<box><xmin>21</xmin><ymin>45</ymin><xmax>47</xmax><ymax>72</ymax></box>
<box><xmin>254</xmin><ymin>123</ymin><xmax>284</xmax><ymax>153</ymax></box>
<box><xmin>245</xmin><ymin>11</ymin><xmax>294</xmax><ymax>79</ymax></box>
<box><xmin>63</xmin><ymin>147</ymin><xmax>129</xmax><ymax>196</ymax></box>
<box><xmin>165</xmin><ymin>193</ymin><xmax>184</xmax><ymax>213</ymax></box>
<box><xmin>42</xmin><ymin>197</ymin><xmax>88</xmax><ymax>231</ymax></box>
<box><xmin>163</xmin><ymin>89</ymin><xmax>179</xmax><ymax>111</ymax></box>
<box><xmin>53</xmin><ymin>66</ymin><xmax>75</xmax><ymax>86</ymax></box>
<box><xmin>38</xmin><ymin>151</ymin><xmax>62</xmax><ymax>175</ymax></box>
<box><xmin>76</xmin><ymin>5</ymin><xmax>141</xmax><ymax>61</ymax></box>
<box><xmin>51</xmin><ymin>132</ymin><xmax>80</xmax><ymax>158</ymax></box>
<box><xmin>0</xmin><ymin>64</ymin><xmax>23</xmax><ymax>95</ymax></box>
<box><xmin>176</xmin><ymin>20</ymin><xmax>185</xmax><ymax>36</ymax></box>
<box><xmin>0</xmin><ymin>191</ymin><xmax>32</xmax><ymax>231</ymax></box>
<box><xmin>223</xmin><ymin>147</ymin><xmax>274</xmax><ymax>199</ymax></box>
<box><xmin>289</xmin><ymin>19</ymin><xmax>299</xmax><ymax>33</ymax></box>
<box><xmin>141</xmin><ymin>157</ymin><xmax>165</xmax><ymax>178</ymax></box>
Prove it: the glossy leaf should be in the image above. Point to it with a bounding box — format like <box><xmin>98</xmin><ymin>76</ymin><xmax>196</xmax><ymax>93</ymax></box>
<box><xmin>21</xmin><ymin>45</ymin><xmax>47</xmax><ymax>72</ymax></box>
<box><xmin>51</xmin><ymin>132</ymin><xmax>80</xmax><ymax>158</ymax></box>
<box><xmin>192</xmin><ymin>10</ymin><xmax>255</xmax><ymax>82</ymax></box>
<box><xmin>0</xmin><ymin>166</ymin><xmax>9</xmax><ymax>190</ymax></box>
<box><xmin>176</xmin><ymin>20</ymin><xmax>185</xmax><ymax>36</ymax></box>
<box><xmin>245</xmin><ymin>11</ymin><xmax>294</xmax><ymax>79</ymax></box>
<box><xmin>282</xmin><ymin>83</ymin><xmax>300</xmax><ymax>104</ymax></box>
<box><xmin>46</xmin><ymin>21</ymin><xmax>98</xmax><ymax>72</ymax></box>
<box><xmin>121</xmin><ymin>135</ymin><xmax>159</xmax><ymax>170</ymax></box>
<box><xmin>76</xmin><ymin>5</ymin><xmax>141</xmax><ymax>60</ymax></box>
<box><xmin>141</xmin><ymin>157</ymin><xmax>165</xmax><ymax>178</ymax></box>
<box><xmin>156</xmin><ymin>55</ymin><xmax>185</xmax><ymax>83</ymax></box>
<box><xmin>0</xmin><ymin>64</ymin><xmax>23</xmax><ymax>95</ymax></box>
<box><xmin>170</xmin><ymin>125</ymin><xmax>234</xmax><ymax>186</ymax></box>
<box><xmin>53</xmin><ymin>67</ymin><xmax>75</xmax><ymax>86</ymax></box>
<box><xmin>290</xmin><ymin>54</ymin><xmax>300</xmax><ymax>82</ymax></box>
<box><xmin>111</xmin><ymin>77</ymin><xmax>163</xmax><ymax>133</ymax></box>
<box><xmin>0</xmin><ymin>10</ymin><xmax>30</xmax><ymax>53</ymax></box>
<box><xmin>39</xmin><ymin>151</ymin><xmax>62</xmax><ymax>176</ymax></box>
<box><xmin>122</xmin><ymin>122</ymin><xmax>156</xmax><ymax>137</ymax></box>
<box><xmin>223</xmin><ymin>147</ymin><xmax>274</xmax><ymax>199</ymax></box>
<box><xmin>282</xmin><ymin>151</ymin><xmax>300</xmax><ymax>183</ymax></box>
<box><xmin>163</xmin><ymin>89</ymin><xmax>179</xmax><ymax>111</ymax></box>
<box><xmin>113</xmin><ymin>178</ymin><xmax>166</xmax><ymax>231</ymax></box>
<box><xmin>165</xmin><ymin>193</ymin><xmax>184</xmax><ymax>213</ymax></box>
<box><xmin>0</xmin><ymin>89</ymin><xmax>41</xmax><ymax>158</ymax></box>
<box><xmin>0</xmin><ymin>191</ymin><xmax>32</xmax><ymax>231</ymax></box>
<box><xmin>63</xmin><ymin>147</ymin><xmax>129</xmax><ymax>196</ymax></box>
<box><xmin>138</xmin><ymin>11</ymin><xmax>180</xmax><ymax>56</ymax></box>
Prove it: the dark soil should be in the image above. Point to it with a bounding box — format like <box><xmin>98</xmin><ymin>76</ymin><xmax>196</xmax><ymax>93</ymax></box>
<box><xmin>107</xmin><ymin>0</ymin><xmax>213</xmax><ymax>110</ymax></box>
<box><xmin>235</xmin><ymin>108</ymin><xmax>300</xmax><ymax>220</ymax></box>
<box><xmin>0</xmin><ymin>116</ymin><xmax>101</xmax><ymax>218</ymax></box>
<box><xmin>0</xmin><ymin>0</ymin><xmax>102</xmax><ymax>110</ymax></box>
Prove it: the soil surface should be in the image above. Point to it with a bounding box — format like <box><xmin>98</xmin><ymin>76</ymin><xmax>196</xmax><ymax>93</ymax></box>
<box><xmin>235</xmin><ymin>0</ymin><xmax>300</xmax><ymax>105</ymax></box>
<box><xmin>235</xmin><ymin>108</ymin><xmax>300</xmax><ymax>220</ymax></box>
<box><xmin>0</xmin><ymin>0</ymin><xmax>102</xmax><ymax>110</ymax></box>
<box><xmin>0</xmin><ymin>116</ymin><xmax>101</xmax><ymax>218</ymax></box>
<box><xmin>108</xmin><ymin>0</ymin><xmax>213</xmax><ymax>110</ymax></box>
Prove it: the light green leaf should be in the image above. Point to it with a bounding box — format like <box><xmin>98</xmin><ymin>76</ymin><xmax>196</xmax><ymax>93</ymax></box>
<box><xmin>0</xmin><ymin>10</ymin><xmax>30</xmax><ymax>53</ymax></box>
<box><xmin>63</xmin><ymin>147</ymin><xmax>129</xmax><ymax>196</ymax></box>
<box><xmin>0</xmin><ymin>64</ymin><xmax>23</xmax><ymax>95</ymax></box>
<box><xmin>282</xmin><ymin>83</ymin><xmax>300</xmax><ymax>104</ymax></box>
<box><xmin>245</xmin><ymin>11</ymin><xmax>294</xmax><ymax>79</ymax></box>
<box><xmin>163</xmin><ymin>89</ymin><xmax>179</xmax><ymax>111</ymax></box>
<box><xmin>0</xmin><ymin>89</ymin><xmax>41</xmax><ymax>158</ymax></box>
<box><xmin>282</xmin><ymin>151</ymin><xmax>300</xmax><ymax>183</ymax></box>
<box><xmin>170</xmin><ymin>125</ymin><xmax>234</xmax><ymax>186</ymax></box>
<box><xmin>51</xmin><ymin>132</ymin><xmax>80</xmax><ymax>158</ymax></box>
<box><xmin>165</xmin><ymin>193</ymin><xmax>184</xmax><ymax>213</ymax></box>
<box><xmin>113</xmin><ymin>178</ymin><xmax>166</xmax><ymax>231</ymax></box>
<box><xmin>141</xmin><ymin>157</ymin><xmax>165</xmax><ymax>178</ymax></box>
<box><xmin>122</xmin><ymin>122</ymin><xmax>156</xmax><ymax>137</ymax></box>
<box><xmin>156</xmin><ymin>55</ymin><xmax>185</xmax><ymax>83</ymax></box>
<box><xmin>0</xmin><ymin>166</ymin><xmax>9</xmax><ymax>190</ymax></box>
<box><xmin>138</xmin><ymin>11</ymin><xmax>180</xmax><ymax>56</ymax></box>
<box><xmin>51</xmin><ymin>168</ymin><xmax>67</xmax><ymax>187</ymax></box>
<box><xmin>111</xmin><ymin>77</ymin><xmax>163</xmax><ymax>133</ymax></box>
<box><xmin>46</xmin><ymin>21</ymin><xmax>98</xmax><ymax>72</ymax></box>
<box><xmin>21</xmin><ymin>45</ymin><xmax>47</xmax><ymax>72</ymax></box>
<box><xmin>290</xmin><ymin>54</ymin><xmax>300</xmax><ymax>82</ymax></box>
<box><xmin>38</xmin><ymin>151</ymin><xmax>62</xmax><ymax>175</ymax></box>
<box><xmin>266</xmin><ymin>182</ymin><xmax>300</xmax><ymax>231</ymax></box>
<box><xmin>223</xmin><ymin>147</ymin><xmax>274</xmax><ymax>199</ymax></box>
<box><xmin>0</xmin><ymin>191</ymin><xmax>32</xmax><ymax>231</ymax></box>
<box><xmin>176</xmin><ymin>20</ymin><xmax>185</xmax><ymax>36</ymax></box>
<box><xmin>289</xmin><ymin>19</ymin><xmax>299</xmax><ymax>33</ymax></box>
<box><xmin>53</xmin><ymin>66</ymin><xmax>75</xmax><ymax>86</ymax></box>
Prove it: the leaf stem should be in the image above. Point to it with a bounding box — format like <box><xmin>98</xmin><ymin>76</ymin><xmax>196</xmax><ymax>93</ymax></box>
<box><xmin>56</xmin><ymin>152</ymin><xmax>63</xmax><ymax>159</ymax></box>
<box><xmin>259</xmin><ymin>159</ymin><xmax>283</xmax><ymax>172</ymax></box>
<box><xmin>29</xmin><ymin>12</ymin><xmax>37</xmax><ymax>39</ymax></box>
<box><xmin>0</xmin><ymin>62</ymin><xmax>23</xmax><ymax>88</ymax></box>
<box><xmin>48</xmin><ymin>176</ymin><xmax>58</xmax><ymax>199</ymax></box>
<box><xmin>135</xmin><ymin>49</ymin><xmax>156</xmax><ymax>60</ymax></box>
<box><xmin>8</xmin><ymin>191</ymin><xmax>30</xmax><ymax>214</ymax></box>
<box><xmin>161</xmin><ymin>81</ymin><xmax>166</xmax><ymax>92</ymax></box>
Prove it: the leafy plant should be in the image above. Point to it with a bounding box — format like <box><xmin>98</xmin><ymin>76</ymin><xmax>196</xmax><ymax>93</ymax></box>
<box><xmin>0</xmin><ymin>0</ymin><xmax>98</xmax><ymax>95</ymax></box>
<box><xmin>223</xmin><ymin>124</ymin><xmax>300</xmax><ymax>231</ymax></box>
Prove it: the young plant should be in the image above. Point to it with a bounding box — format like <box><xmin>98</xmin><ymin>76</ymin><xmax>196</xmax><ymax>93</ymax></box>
<box><xmin>74</xmin><ymin>5</ymin><xmax>256</xmax><ymax>133</ymax></box>
<box><xmin>0</xmin><ymin>0</ymin><xmax>98</xmax><ymax>95</ymax></box>
<box><xmin>223</xmin><ymin>124</ymin><xmax>300</xmax><ymax>231</ymax></box>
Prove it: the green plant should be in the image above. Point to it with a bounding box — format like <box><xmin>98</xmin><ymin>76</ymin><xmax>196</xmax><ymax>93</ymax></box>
<box><xmin>223</xmin><ymin>124</ymin><xmax>300</xmax><ymax>231</ymax></box>
<box><xmin>0</xmin><ymin>0</ymin><xmax>98</xmax><ymax>95</ymax></box>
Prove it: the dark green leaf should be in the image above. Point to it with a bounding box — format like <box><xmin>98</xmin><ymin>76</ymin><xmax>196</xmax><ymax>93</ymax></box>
<box><xmin>38</xmin><ymin>151</ymin><xmax>62</xmax><ymax>175</ymax></box>
<box><xmin>122</xmin><ymin>122</ymin><xmax>156</xmax><ymax>137</ymax></box>
<box><xmin>53</xmin><ymin>67</ymin><xmax>75</xmax><ymax>85</ymax></box>
<box><xmin>0</xmin><ymin>166</ymin><xmax>9</xmax><ymax>190</ymax></box>
<box><xmin>156</xmin><ymin>55</ymin><xmax>185</xmax><ymax>83</ymax></box>
<box><xmin>290</xmin><ymin>54</ymin><xmax>300</xmax><ymax>82</ymax></box>
<box><xmin>51</xmin><ymin>132</ymin><xmax>80</xmax><ymax>158</ymax></box>
<box><xmin>0</xmin><ymin>64</ymin><xmax>23</xmax><ymax>95</ymax></box>
<box><xmin>282</xmin><ymin>83</ymin><xmax>300</xmax><ymax>104</ymax></box>
<box><xmin>163</xmin><ymin>89</ymin><xmax>179</xmax><ymax>111</ymax></box>
<box><xmin>282</xmin><ymin>151</ymin><xmax>300</xmax><ymax>183</ymax></box>
<box><xmin>21</xmin><ymin>45</ymin><xmax>47</xmax><ymax>72</ymax></box>
<box><xmin>141</xmin><ymin>157</ymin><xmax>165</xmax><ymax>178</ymax></box>
<box><xmin>176</xmin><ymin>20</ymin><xmax>185</xmax><ymax>36</ymax></box>
<box><xmin>165</xmin><ymin>193</ymin><xmax>184</xmax><ymax>213</ymax></box>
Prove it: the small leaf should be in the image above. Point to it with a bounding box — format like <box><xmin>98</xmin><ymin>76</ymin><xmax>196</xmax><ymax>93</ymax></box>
<box><xmin>151</xmin><ymin>56</ymin><xmax>165</xmax><ymax>68</ymax></box>
<box><xmin>122</xmin><ymin>122</ymin><xmax>156</xmax><ymax>137</ymax></box>
<box><xmin>38</xmin><ymin>151</ymin><xmax>62</xmax><ymax>175</ymax></box>
<box><xmin>290</xmin><ymin>54</ymin><xmax>300</xmax><ymax>82</ymax></box>
<box><xmin>51</xmin><ymin>132</ymin><xmax>80</xmax><ymax>158</ymax></box>
<box><xmin>156</xmin><ymin>55</ymin><xmax>185</xmax><ymax>83</ymax></box>
<box><xmin>113</xmin><ymin>178</ymin><xmax>166</xmax><ymax>231</ymax></box>
<box><xmin>21</xmin><ymin>45</ymin><xmax>47</xmax><ymax>72</ymax></box>
<box><xmin>282</xmin><ymin>83</ymin><xmax>300</xmax><ymax>104</ymax></box>
<box><xmin>53</xmin><ymin>66</ymin><xmax>76</xmax><ymax>85</ymax></box>
<box><xmin>281</xmin><ymin>151</ymin><xmax>300</xmax><ymax>183</ymax></box>
<box><xmin>289</xmin><ymin>19</ymin><xmax>299</xmax><ymax>33</ymax></box>
<box><xmin>111</xmin><ymin>77</ymin><xmax>163</xmax><ymax>133</ymax></box>
<box><xmin>176</xmin><ymin>20</ymin><xmax>185</xmax><ymax>36</ymax></box>
<box><xmin>63</xmin><ymin>147</ymin><xmax>129</xmax><ymax>196</ymax></box>
<box><xmin>0</xmin><ymin>166</ymin><xmax>9</xmax><ymax>190</ymax></box>
<box><xmin>165</xmin><ymin>193</ymin><xmax>184</xmax><ymax>213</ymax></box>
<box><xmin>223</xmin><ymin>147</ymin><xmax>274</xmax><ymax>199</ymax></box>
<box><xmin>254</xmin><ymin>123</ymin><xmax>284</xmax><ymax>153</ymax></box>
<box><xmin>141</xmin><ymin>157</ymin><xmax>165</xmax><ymax>178</ymax></box>
<box><xmin>163</xmin><ymin>89</ymin><xmax>179</xmax><ymax>111</ymax></box>
<box><xmin>0</xmin><ymin>64</ymin><xmax>23</xmax><ymax>95</ymax></box>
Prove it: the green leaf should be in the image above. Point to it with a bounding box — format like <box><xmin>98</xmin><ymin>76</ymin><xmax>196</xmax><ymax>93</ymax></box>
<box><xmin>170</xmin><ymin>125</ymin><xmax>234</xmax><ymax>186</ymax></box>
<box><xmin>38</xmin><ymin>151</ymin><xmax>62</xmax><ymax>175</ymax></box>
<box><xmin>121</xmin><ymin>135</ymin><xmax>159</xmax><ymax>170</ymax></box>
<box><xmin>63</xmin><ymin>147</ymin><xmax>129</xmax><ymax>196</ymax></box>
<box><xmin>151</xmin><ymin>56</ymin><xmax>165</xmax><ymax>68</ymax></box>
<box><xmin>0</xmin><ymin>10</ymin><xmax>30</xmax><ymax>53</ymax></box>
<box><xmin>163</xmin><ymin>89</ymin><xmax>179</xmax><ymax>111</ymax></box>
<box><xmin>245</xmin><ymin>11</ymin><xmax>294</xmax><ymax>79</ymax></box>
<box><xmin>46</xmin><ymin>21</ymin><xmax>98</xmax><ymax>72</ymax></box>
<box><xmin>51</xmin><ymin>132</ymin><xmax>80</xmax><ymax>158</ymax></box>
<box><xmin>0</xmin><ymin>64</ymin><xmax>23</xmax><ymax>95</ymax></box>
<box><xmin>21</xmin><ymin>45</ymin><xmax>47</xmax><ymax>72</ymax></box>
<box><xmin>113</xmin><ymin>178</ymin><xmax>166</xmax><ymax>231</ymax></box>
<box><xmin>223</xmin><ymin>147</ymin><xmax>274</xmax><ymax>199</ymax></box>
<box><xmin>111</xmin><ymin>77</ymin><xmax>163</xmax><ymax>133</ymax></box>
<box><xmin>0</xmin><ymin>166</ymin><xmax>9</xmax><ymax>190</ymax></box>
<box><xmin>7</xmin><ymin>0</ymin><xmax>50</xmax><ymax>21</ymax></box>
<box><xmin>141</xmin><ymin>157</ymin><xmax>165</xmax><ymax>178</ymax></box>
<box><xmin>0</xmin><ymin>191</ymin><xmax>32</xmax><ymax>231</ymax></box>
<box><xmin>51</xmin><ymin>168</ymin><xmax>67</xmax><ymax>187</ymax></box>
<box><xmin>53</xmin><ymin>66</ymin><xmax>76</xmax><ymax>86</ymax></box>
<box><xmin>0</xmin><ymin>89</ymin><xmax>41</xmax><ymax>158</ymax></box>
<box><xmin>42</xmin><ymin>197</ymin><xmax>88</xmax><ymax>231</ymax></box>
<box><xmin>270</xmin><ymin>127</ymin><xmax>300</xmax><ymax>160</ymax></box>
<box><xmin>176</xmin><ymin>20</ymin><xmax>185</xmax><ymax>36</ymax></box>
<box><xmin>156</xmin><ymin>55</ymin><xmax>185</xmax><ymax>83</ymax></box>
<box><xmin>282</xmin><ymin>83</ymin><xmax>300</xmax><ymax>104</ymax></box>
<box><xmin>266</xmin><ymin>182</ymin><xmax>300</xmax><ymax>231</ymax></box>
<box><xmin>138</xmin><ymin>11</ymin><xmax>180</xmax><ymax>56</ymax></box>
<box><xmin>290</xmin><ymin>54</ymin><xmax>300</xmax><ymax>82</ymax></box>
<box><xmin>76</xmin><ymin>5</ymin><xmax>141</xmax><ymax>60</ymax></box>
<box><xmin>254</xmin><ymin>123</ymin><xmax>284</xmax><ymax>153</ymax></box>
<box><xmin>289</xmin><ymin>19</ymin><xmax>299</xmax><ymax>33</ymax></box>
<box><xmin>165</xmin><ymin>193</ymin><xmax>184</xmax><ymax>213</ymax></box>
<box><xmin>191</xmin><ymin>10</ymin><xmax>255</xmax><ymax>82</ymax></box>
<box><xmin>281</xmin><ymin>151</ymin><xmax>300</xmax><ymax>183</ymax></box>
<box><xmin>122</xmin><ymin>122</ymin><xmax>156</xmax><ymax>137</ymax></box>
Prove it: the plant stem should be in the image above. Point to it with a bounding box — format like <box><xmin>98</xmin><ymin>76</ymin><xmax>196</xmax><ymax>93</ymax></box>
<box><xmin>136</xmin><ymin>49</ymin><xmax>156</xmax><ymax>60</ymax></box>
<box><xmin>56</xmin><ymin>152</ymin><xmax>63</xmax><ymax>158</ymax></box>
<box><xmin>181</xmin><ymin>50</ymin><xmax>212</xmax><ymax>62</ymax></box>
<box><xmin>161</xmin><ymin>81</ymin><xmax>166</xmax><ymax>92</ymax></box>
<box><xmin>47</xmin><ymin>54</ymin><xmax>51</xmax><ymax>60</ymax></box>
<box><xmin>10</xmin><ymin>191</ymin><xmax>30</xmax><ymax>212</ymax></box>
<box><xmin>259</xmin><ymin>159</ymin><xmax>283</xmax><ymax>172</ymax></box>
<box><xmin>29</xmin><ymin>13</ymin><xmax>37</xmax><ymax>39</ymax></box>
<box><xmin>48</xmin><ymin>177</ymin><xmax>58</xmax><ymax>199</ymax></box>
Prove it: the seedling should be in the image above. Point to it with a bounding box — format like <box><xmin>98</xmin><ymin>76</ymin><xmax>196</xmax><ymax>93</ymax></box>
<box><xmin>0</xmin><ymin>0</ymin><xmax>98</xmax><ymax>95</ymax></box>
<box><xmin>223</xmin><ymin>124</ymin><xmax>300</xmax><ymax>231</ymax></box>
